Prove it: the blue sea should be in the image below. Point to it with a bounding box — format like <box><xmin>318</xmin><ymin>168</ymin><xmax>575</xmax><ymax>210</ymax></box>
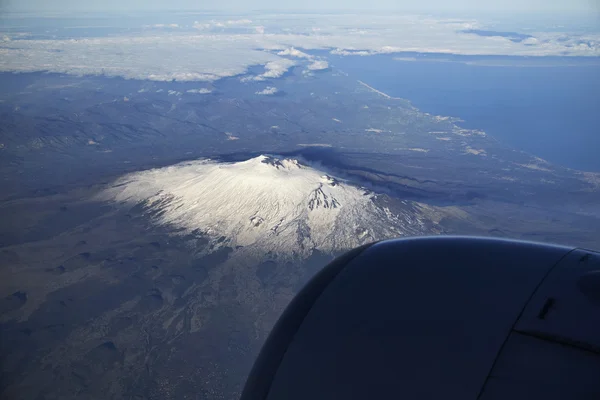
<box><xmin>329</xmin><ymin>54</ymin><xmax>600</xmax><ymax>172</ymax></box>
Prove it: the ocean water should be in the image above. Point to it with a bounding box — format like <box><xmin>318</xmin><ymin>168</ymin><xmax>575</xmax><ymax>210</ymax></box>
<box><xmin>329</xmin><ymin>54</ymin><xmax>600</xmax><ymax>172</ymax></box>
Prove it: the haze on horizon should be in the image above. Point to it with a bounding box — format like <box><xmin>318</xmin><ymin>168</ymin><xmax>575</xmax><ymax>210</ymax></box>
<box><xmin>1</xmin><ymin>0</ymin><xmax>598</xmax><ymax>15</ymax></box>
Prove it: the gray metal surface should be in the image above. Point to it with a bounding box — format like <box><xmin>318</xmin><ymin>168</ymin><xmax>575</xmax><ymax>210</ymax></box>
<box><xmin>479</xmin><ymin>332</ymin><xmax>600</xmax><ymax>399</ymax></box>
<box><xmin>514</xmin><ymin>249</ymin><xmax>600</xmax><ymax>352</ymax></box>
<box><xmin>260</xmin><ymin>237</ymin><xmax>571</xmax><ymax>400</ymax></box>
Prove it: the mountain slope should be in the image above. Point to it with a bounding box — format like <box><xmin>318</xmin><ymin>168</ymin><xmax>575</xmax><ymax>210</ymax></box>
<box><xmin>101</xmin><ymin>155</ymin><xmax>435</xmax><ymax>255</ymax></box>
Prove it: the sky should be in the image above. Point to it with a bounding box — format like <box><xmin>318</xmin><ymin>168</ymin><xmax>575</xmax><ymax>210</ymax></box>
<box><xmin>1</xmin><ymin>0</ymin><xmax>598</xmax><ymax>14</ymax></box>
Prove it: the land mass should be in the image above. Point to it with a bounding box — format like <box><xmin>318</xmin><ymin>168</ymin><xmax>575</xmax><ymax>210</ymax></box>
<box><xmin>1</xmin><ymin>67</ymin><xmax>599</xmax><ymax>400</ymax></box>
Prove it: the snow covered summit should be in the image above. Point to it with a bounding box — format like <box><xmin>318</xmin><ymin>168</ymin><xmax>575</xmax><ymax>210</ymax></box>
<box><xmin>101</xmin><ymin>155</ymin><xmax>429</xmax><ymax>255</ymax></box>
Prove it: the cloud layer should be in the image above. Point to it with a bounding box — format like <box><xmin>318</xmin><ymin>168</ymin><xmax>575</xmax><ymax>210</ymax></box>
<box><xmin>1</xmin><ymin>14</ymin><xmax>598</xmax><ymax>82</ymax></box>
<box><xmin>0</xmin><ymin>34</ymin><xmax>281</xmax><ymax>81</ymax></box>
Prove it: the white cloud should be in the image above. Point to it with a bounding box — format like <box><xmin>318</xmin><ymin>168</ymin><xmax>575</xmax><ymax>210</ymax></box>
<box><xmin>1</xmin><ymin>14</ymin><xmax>598</xmax><ymax>83</ymax></box>
<box><xmin>0</xmin><ymin>34</ymin><xmax>282</xmax><ymax>82</ymax></box>
<box><xmin>394</xmin><ymin>56</ymin><xmax>418</xmax><ymax>62</ymax></box>
<box><xmin>192</xmin><ymin>21</ymin><xmax>212</xmax><ymax>30</ymax></box>
<box><xmin>226</xmin><ymin>19</ymin><xmax>253</xmax><ymax>25</ymax></box>
<box><xmin>277</xmin><ymin>47</ymin><xmax>311</xmax><ymax>58</ymax></box>
<box><xmin>330</xmin><ymin>48</ymin><xmax>371</xmax><ymax>56</ymax></box>
<box><xmin>307</xmin><ymin>60</ymin><xmax>329</xmax><ymax>71</ymax></box>
<box><xmin>186</xmin><ymin>88</ymin><xmax>212</xmax><ymax>94</ymax></box>
<box><xmin>261</xmin><ymin>59</ymin><xmax>295</xmax><ymax>79</ymax></box>
<box><xmin>193</xmin><ymin>19</ymin><xmax>253</xmax><ymax>30</ymax></box>
<box><xmin>144</xmin><ymin>23</ymin><xmax>179</xmax><ymax>29</ymax></box>
<box><xmin>255</xmin><ymin>86</ymin><xmax>278</xmax><ymax>95</ymax></box>
<box><xmin>244</xmin><ymin>58</ymin><xmax>296</xmax><ymax>81</ymax></box>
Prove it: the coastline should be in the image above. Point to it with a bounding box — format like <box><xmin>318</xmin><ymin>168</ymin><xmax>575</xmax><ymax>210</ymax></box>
<box><xmin>341</xmin><ymin>56</ymin><xmax>600</xmax><ymax>172</ymax></box>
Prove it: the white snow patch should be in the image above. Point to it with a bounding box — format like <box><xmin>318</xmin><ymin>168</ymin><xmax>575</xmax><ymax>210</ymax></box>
<box><xmin>453</xmin><ymin>128</ymin><xmax>472</xmax><ymax>136</ymax></box>
<box><xmin>298</xmin><ymin>143</ymin><xmax>333</xmax><ymax>147</ymax></box>
<box><xmin>224</xmin><ymin>132</ymin><xmax>239</xmax><ymax>140</ymax></box>
<box><xmin>580</xmin><ymin>172</ymin><xmax>600</xmax><ymax>190</ymax></box>
<box><xmin>516</xmin><ymin>163</ymin><xmax>551</xmax><ymax>172</ymax></box>
<box><xmin>464</xmin><ymin>147</ymin><xmax>487</xmax><ymax>156</ymax></box>
<box><xmin>255</xmin><ymin>86</ymin><xmax>278</xmax><ymax>95</ymax></box>
<box><xmin>187</xmin><ymin>88</ymin><xmax>212</xmax><ymax>94</ymax></box>
<box><xmin>100</xmin><ymin>156</ymin><xmax>417</xmax><ymax>254</ymax></box>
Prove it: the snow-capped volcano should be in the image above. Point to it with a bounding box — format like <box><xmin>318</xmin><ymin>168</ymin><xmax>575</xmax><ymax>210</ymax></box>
<box><xmin>101</xmin><ymin>155</ymin><xmax>432</xmax><ymax>255</ymax></box>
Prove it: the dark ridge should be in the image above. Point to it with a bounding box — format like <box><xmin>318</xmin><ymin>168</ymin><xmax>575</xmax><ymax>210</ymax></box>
<box><xmin>0</xmin><ymin>291</ymin><xmax>28</xmax><ymax>314</ymax></box>
<box><xmin>46</xmin><ymin>265</ymin><xmax>66</xmax><ymax>274</ymax></box>
<box><xmin>98</xmin><ymin>341</ymin><xmax>117</xmax><ymax>351</ymax></box>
